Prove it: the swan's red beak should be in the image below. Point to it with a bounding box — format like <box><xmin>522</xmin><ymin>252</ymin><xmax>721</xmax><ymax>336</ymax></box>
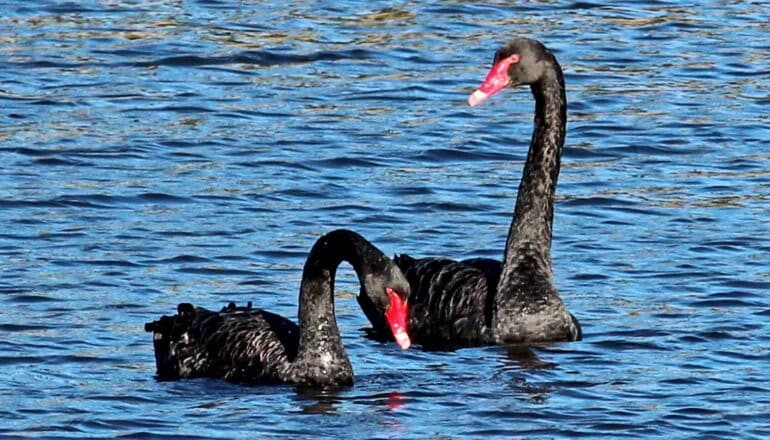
<box><xmin>468</xmin><ymin>54</ymin><xmax>519</xmax><ymax>107</ymax></box>
<box><xmin>384</xmin><ymin>288</ymin><xmax>411</xmax><ymax>350</ymax></box>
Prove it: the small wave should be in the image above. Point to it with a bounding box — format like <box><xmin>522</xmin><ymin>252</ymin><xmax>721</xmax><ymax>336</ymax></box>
<box><xmin>131</xmin><ymin>48</ymin><xmax>376</xmax><ymax>69</ymax></box>
<box><xmin>0</xmin><ymin>323</ymin><xmax>52</xmax><ymax>332</ymax></box>
<box><xmin>310</xmin><ymin>156</ymin><xmax>385</xmax><ymax>168</ymax></box>
<box><xmin>7</xmin><ymin>294</ymin><xmax>62</xmax><ymax>304</ymax></box>
<box><xmin>175</xmin><ymin>267</ymin><xmax>259</xmax><ymax>276</ymax></box>
<box><xmin>233</xmin><ymin>160</ymin><xmax>315</xmax><ymax>172</ymax></box>
<box><xmin>151</xmin><ymin>255</ymin><xmax>212</xmax><ymax>264</ymax></box>
<box><xmin>405</xmin><ymin>200</ymin><xmax>490</xmax><ymax>213</ymax></box>
<box><xmin>561</xmin><ymin>196</ymin><xmax>638</xmax><ymax>207</ymax></box>
<box><xmin>414</xmin><ymin>147</ymin><xmax>513</xmax><ymax>163</ymax></box>
<box><xmin>690</xmin><ymin>299</ymin><xmax>762</xmax><ymax>308</ymax></box>
<box><xmin>590</xmin><ymin>339</ymin><xmax>666</xmax><ymax>351</ymax></box>
<box><xmin>31</xmin><ymin>157</ymin><xmax>90</xmax><ymax>166</ymax></box>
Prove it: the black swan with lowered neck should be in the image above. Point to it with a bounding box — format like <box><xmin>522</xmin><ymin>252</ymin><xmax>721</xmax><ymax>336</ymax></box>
<box><xmin>358</xmin><ymin>38</ymin><xmax>580</xmax><ymax>350</ymax></box>
<box><xmin>145</xmin><ymin>229</ymin><xmax>411</xmax><ymax>387</ymax></box>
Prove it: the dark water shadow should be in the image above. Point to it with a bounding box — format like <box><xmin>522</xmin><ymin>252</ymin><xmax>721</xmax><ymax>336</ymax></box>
<box><xmin>501</xmin><ymin>344</ymin><xmax>558</xmax><ymax>371</ymax></box>
<box><xmin>295</xmin><ymin>384</ymin><xmax>410</xmax><ymax>415</ymax></box>
<box><xmin>294</xmin><ymin>386</ymin><xmax>347</xmax><ymax>415</ymax></box>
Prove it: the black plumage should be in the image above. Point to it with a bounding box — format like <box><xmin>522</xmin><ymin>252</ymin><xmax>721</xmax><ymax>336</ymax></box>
<box><xmin>359</xmin><ymin>38</ymin><xmax>581</xmax><ymax>350</ymax></box>
<box><xmin>145</xmin><ymin>229</ymin><xmax>411</xmax><ymax>386</ymax></box>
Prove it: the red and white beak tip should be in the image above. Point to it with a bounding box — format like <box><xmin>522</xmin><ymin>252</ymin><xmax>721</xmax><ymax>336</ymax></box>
<box><xmin>393</xmin><ymin>330</ymin><xmax>411</xmax><ymax>350</ymax></box>
<box><xmin>384</xmin><ymin>288</ymin><xmax>411</xmax><ymax>350</ymax></box>
<box><xmin>468</xmin><ymin>89</ymin><xmax>489</xmax><ymax>107</ymax></box>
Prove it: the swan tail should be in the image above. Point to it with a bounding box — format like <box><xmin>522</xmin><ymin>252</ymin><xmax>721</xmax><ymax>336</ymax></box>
<box><xmin>144</xmin><ymin>303</ymin><xmax>205</xmax><ymax>380</ymax></box>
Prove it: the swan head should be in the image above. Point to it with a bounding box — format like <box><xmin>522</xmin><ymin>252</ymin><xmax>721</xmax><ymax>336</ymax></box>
<box><xmin>468</xmin><ymin>37</ymin><xmax>553</xmax><ymax>106</ymax></box>
<box><xmin>361</xmin><ymin>261</ymin><xmax>412</xmax><ymax>349</ymax></box>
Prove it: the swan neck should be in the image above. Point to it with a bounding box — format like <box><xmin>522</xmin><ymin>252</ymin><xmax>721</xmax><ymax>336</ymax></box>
<box><xmin>295</xmin><ymin>230</ymin><xmax>378</xmax><ymax>363</ymax></box>
<box><xmin>494</xmin><ymin>56</ymin><xmax>566</xmax><ymax>324</ymax></box>
<box><xmin>504</xmin><ymin>59</ymin><xmax>566</xmax><ymax>263</ymax></box>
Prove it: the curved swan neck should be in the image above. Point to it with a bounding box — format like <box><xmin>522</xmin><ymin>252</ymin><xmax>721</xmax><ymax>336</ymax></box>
<box><xmin>295</xmin><ymin>230</ymin><xmax>381</xmax><ymax>360</ymax></box>
<box><xmin>502</xmin><ymin>55</ymin><xmax>566</xmax><ymax>266</ymax></box>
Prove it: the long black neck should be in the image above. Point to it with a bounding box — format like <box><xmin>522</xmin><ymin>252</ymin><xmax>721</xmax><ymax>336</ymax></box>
<box><xmin>295</xmin><ymin>229</ymin><xmax>385</xmax><ymax>362</ymax></box>
<box><xmin>497</xmin><ymin>55</ymin><xmax>566</xmax><ymax>298</ymax></box>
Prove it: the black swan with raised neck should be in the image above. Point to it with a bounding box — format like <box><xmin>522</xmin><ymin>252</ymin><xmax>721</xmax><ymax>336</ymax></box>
<box><xmin>145</xmin><ymin>229</ymin><xmax>411</xmax><ymax>386</ymax></box>
<box><xmin>358</xmin><ymin>38</ymin><xmax>581</xmax><ymax>350</ymax></box>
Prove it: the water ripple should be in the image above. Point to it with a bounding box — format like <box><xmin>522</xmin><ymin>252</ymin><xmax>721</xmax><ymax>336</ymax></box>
<box><xmin>1</xmin><ymin>0</ymin><xmax>768</xmax><ymax>438</ymax></box>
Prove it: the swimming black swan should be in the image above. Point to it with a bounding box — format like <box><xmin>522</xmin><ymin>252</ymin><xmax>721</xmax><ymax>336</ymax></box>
<box><xmin>145</xmin><ymin>229</ymin><xmax>411</xmax><ymax>387</ymax></box>
<box><xmin>358</xmin><ymin>38</ymin><xmax>581</xmax><ymax>350</ymax></box>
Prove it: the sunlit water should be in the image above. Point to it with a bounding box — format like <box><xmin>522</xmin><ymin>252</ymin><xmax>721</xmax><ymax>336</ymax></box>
<box><xmin>1</xmin><ymin>1</ymin><xmax>768</xmax><ymax>438</ymax></box>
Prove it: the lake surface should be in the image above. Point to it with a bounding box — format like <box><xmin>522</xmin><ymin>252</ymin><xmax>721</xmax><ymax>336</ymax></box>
<box><xmin>1</xmin><ymin>1</ymin><xmax>769</xmax><ymax>438</ymax></box>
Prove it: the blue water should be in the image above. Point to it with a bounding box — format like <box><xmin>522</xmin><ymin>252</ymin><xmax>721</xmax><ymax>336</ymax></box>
<box><xmin>1</xmin><ymin>1</ymin><xmax>769</xmax><ymax>438</ymax></box>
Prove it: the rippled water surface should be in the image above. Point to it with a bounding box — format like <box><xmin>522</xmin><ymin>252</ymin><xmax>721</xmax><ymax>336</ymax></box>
<box><xmin>2</xmin><ymin>1</ymin><xmax>769</xmax><ymax>438</ymax></box>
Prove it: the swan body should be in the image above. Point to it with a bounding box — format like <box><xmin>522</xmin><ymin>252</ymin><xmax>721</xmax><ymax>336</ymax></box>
<box><xmin>146</xmin><ymin>229</ymin><xmax>411</xmax><ymax>386</ymax></box>
<box><xmin>359</xmin><ymin>38</ymin><xmax>581</xmax><ymax>350</ymax></box>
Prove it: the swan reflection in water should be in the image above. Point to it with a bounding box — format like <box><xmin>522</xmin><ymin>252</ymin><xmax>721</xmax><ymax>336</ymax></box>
<box><xmin>500</xmin><ymin>345</ymin><xmax>559</xmax><ymax>404</ymax></box>
<box><xmin>296</xmin><ymin>388</ymin><xmax>407</xmax><ymax>415</ymax></box>
<box><xmin>503</xmin><ymin>344</ymin><xmax>557</xmax><ymax>371</ymax></box>
<box><xmin>296</xmin><ymin>345</ymin><xmax>560</xmax><ymax>415</ymax></box>
<box><xmin>295</xmin><ymin>387</ymin><xmax>343</xmax><ymax>415</ymax></box>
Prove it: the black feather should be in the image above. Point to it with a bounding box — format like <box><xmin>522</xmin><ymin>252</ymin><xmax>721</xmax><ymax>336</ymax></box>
<box><xmin>359</xmin><ymin>39</ymin><xmax>581</xmax><ymax>349</ymax></box>
<box><xmin>145</xmin><ymin>229</ymin><xmax>411</xmax><ymax>386</ymax></box>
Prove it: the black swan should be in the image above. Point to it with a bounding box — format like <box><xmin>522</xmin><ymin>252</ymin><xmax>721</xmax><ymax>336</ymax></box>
<box><xmin>145</xmin><ymin>229</ymin><xmax>411</xmax><ymax>387</ymax></box>
<box><xmin>358</xmin><ymin>38</ymin><xmax>581</xmax><ymax>350</ymax></box>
